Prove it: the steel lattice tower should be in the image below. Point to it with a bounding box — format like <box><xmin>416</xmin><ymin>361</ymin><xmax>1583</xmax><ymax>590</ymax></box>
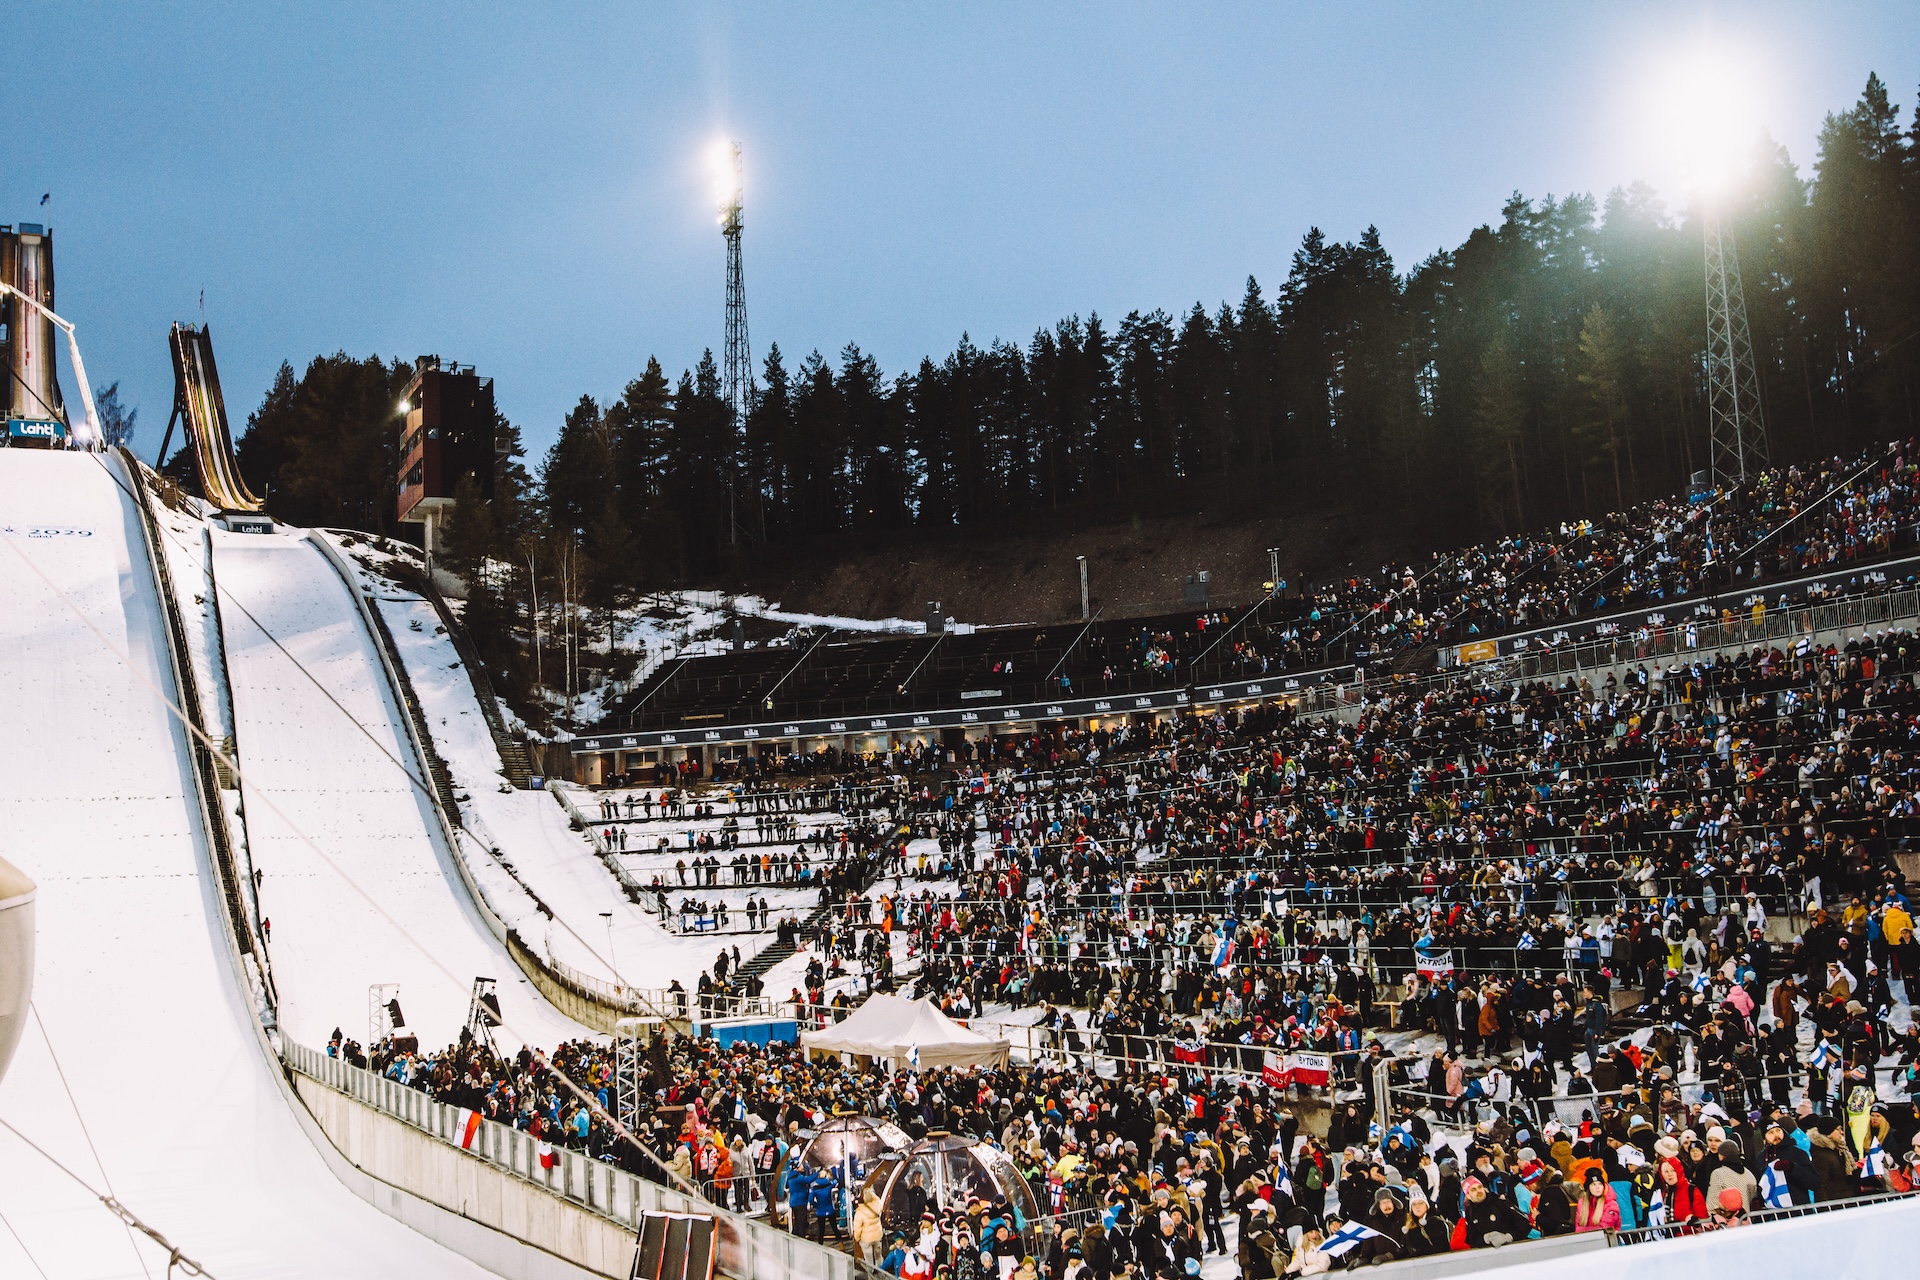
<box><xmin>1703</xmin><ymin>206</ymin><xmax>1769</xmax><ymax>485</ymax></box>
<box><xmin>721</xmin><ymin>142</ymin><xmax>752</xmax><ymax>433</ymax></box>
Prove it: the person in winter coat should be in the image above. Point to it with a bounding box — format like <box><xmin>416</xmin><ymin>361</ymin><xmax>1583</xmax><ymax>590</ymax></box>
<box><xmin>1651</xmin><ymin>1157</ymin><xmax>1706</xmax><ymax>1230</ymax></box>
<box><xmin>853</xmin><ymin>1189</ymin><xmax>885</xmax><ymax>1265</ymax></box>
<box><xmin>1281</xmin><ymin>1229</ymin><xmax>1332</xmax><ymax>1276</ymax></box>
<box><xmin>1573</xmin><ymin>1168</ymin><xmax>1622</xmax><ymax>1232</ymax></box>
<box><xmin>807</xmin><ymin>1169</ymin><xmax>840</xmax><ymax>1242</ymax></box>
<box><xmin>785</xmin><ymin>1166</ymin><xmax>813</xmax><ymax>1236</ymax></box>
<box><xmin>1461</xmin><ymin>1177</ymin><xmax>1532</xmax><ymax>1246</ymax></box>
<box><xmin>1531</xmin><ymin>1171</ymin><xmax>1576</xmax><ymax>1236</ymax></box>
<box><xmin>668</xmin><ymin>1142</ymin><xmax>696</xmax><ymax>1187</ymax></box>
<box><xmin>1806</xmin><ymin>1124</ymin><xmax>1855</xmax><ymax>1203</ymax></box>
<box><xmin>1705</xmin><ymin>1138</ymin><xmax>1757</xmax><ymax>1211</ymax></box>
<box><xmin>1761</xmin><ymin>1120</ymin><xmax>1818</xmax><ymax>1205</ymax></box>
<box><xmin>1397</xmin><ymin>1189</ymin><xmax>1452</xmax><ymax>1256</ymax></box>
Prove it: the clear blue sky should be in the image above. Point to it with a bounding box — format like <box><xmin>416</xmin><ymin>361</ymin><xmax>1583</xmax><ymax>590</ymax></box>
<box><xmin>7</xmin><ymin>2</ymin><xmax>1914</xmax><ymax>464</ymax></box>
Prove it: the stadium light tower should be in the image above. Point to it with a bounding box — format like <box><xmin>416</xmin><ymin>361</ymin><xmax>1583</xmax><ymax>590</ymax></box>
<box><xmin>715</xmin><ymin>140</ymin><xmax>753</xmax><ymax>548</ymax></box>
<box><xmin>716</xmin><ymin>141</ymin><xmax>753</xmax><ymax>432</ymax></box>
<box><xmin>1671</xmin><ymin>51</ymin><xmax>1770</xmax><ymax>487</ymax></box>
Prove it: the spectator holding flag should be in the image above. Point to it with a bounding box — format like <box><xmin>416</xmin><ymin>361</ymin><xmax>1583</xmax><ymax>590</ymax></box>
<box><xmin>1761</xmin><ymin>1118</ymin><xmax>1817</xmax><ymax>1206</ymax></box>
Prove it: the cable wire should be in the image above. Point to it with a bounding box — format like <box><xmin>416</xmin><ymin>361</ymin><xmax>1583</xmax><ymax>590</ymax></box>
<box><xmin>0</xmin><ymin>1206</ymin><xmax>50</xmax><ymax>1280</ymax></box>
<box><xmin>0</xmin><ymin>1115</ymin><xmax>211</xmax><ymax>1278</ymax></box>
<box><xmin>33</xmin><ymin>1002</ymin><xmax>153</xmax><ymax>1279</ymax></box>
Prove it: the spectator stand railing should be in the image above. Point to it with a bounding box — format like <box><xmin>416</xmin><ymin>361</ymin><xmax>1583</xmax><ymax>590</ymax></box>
<box><xmin>1309</xmin><ymin>584</ymin><xmax>1920</xmax><ymax>720</ymax></box>
<box><xmin>281</xmin><ymin>1038</ymin><xmax>889</xmax><ymax>1280</ymax></box>
<box><xmin>1605</xmin><ymin>1186</ymin><xmax>1918</xmax><ymax>1245</ymax></box>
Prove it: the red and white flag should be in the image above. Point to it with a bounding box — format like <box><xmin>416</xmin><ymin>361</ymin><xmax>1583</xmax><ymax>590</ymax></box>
<box><xmin>537</xmin><ymin>1140</ymin><xmax>557</xmax><ymax>1170</ymax></box>
<box><xmin>1285</xmin><ymin>1052</ymin><xmax>1331</xmax><ymax>1088</ymax></box>
<box><xmin>455</xmin><ymin>1109</ymin><xmax>482</xmax><ymax>1150</ymax></box>
<box><xmin>1261</xmin><ymin>1051</ymin><xmax>1292</xmax><ymax>1088</ymax></box>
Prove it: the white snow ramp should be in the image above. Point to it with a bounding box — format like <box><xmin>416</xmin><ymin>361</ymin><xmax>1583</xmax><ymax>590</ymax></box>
<box><xmin>0</xmin><ymin>450</ymin><xmax>487</xmax><ymax>1278</ymax></box>
<box><xmin>210</xmin><ymin>528</ymin><xmax>586</xmax><ymax>1050</ymax></box>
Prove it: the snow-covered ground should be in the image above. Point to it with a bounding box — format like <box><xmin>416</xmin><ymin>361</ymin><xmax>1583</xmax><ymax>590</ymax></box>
<box><xmin>326</xmin><ymin>544</ymin><xmax>832</xmax><ymax>997</ymax></box>
<box><xmin>211</xmin><ymin>527</ymin><xmax>590</xmax><ymax>1052</ymax></box>
<box><xmin>0</xmin><ymin>451</ymin><xmax>489</xmax><ymax>1278</ymax></box>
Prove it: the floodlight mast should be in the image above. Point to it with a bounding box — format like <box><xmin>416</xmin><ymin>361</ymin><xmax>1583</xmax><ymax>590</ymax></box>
<box><xmin>720</xmin><ymin>140</ymin><xmax>752</xmax><ymax>546</ymax></box>
<box><xmin>1703</xmin><ymin>203</ymin><xmax>1769</xmax><ymax>487</ymax></box>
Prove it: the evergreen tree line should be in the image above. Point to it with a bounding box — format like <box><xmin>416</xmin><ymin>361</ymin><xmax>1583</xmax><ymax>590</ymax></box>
<box><xmin>227</xmin><ymin>75</ymin><xmax>1919</xmax><ymax>612</ymax></box>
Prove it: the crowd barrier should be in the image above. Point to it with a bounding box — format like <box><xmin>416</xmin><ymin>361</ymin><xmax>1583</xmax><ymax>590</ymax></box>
<box><xmin>283</xmin><ymin>1039</ymin><xmax>888</xmax><ymax>1280</ymax></box>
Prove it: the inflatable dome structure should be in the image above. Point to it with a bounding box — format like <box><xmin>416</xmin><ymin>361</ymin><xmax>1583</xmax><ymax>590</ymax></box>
<box><xmin>859</xmin><ymin>1132</ymin><xmax>1042</xmax><ymax>1255</ymax></box>
<box><xmin>782</xmin><ymin>1113</ymin><xmax>911</xmax><ymax>1188</ymax></box>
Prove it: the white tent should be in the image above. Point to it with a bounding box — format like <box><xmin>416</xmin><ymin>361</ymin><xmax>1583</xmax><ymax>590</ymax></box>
<box><xmin>802</xmin><ymin>994</ymin><xmax>1010</xmax><ymax>1070</ymax></box>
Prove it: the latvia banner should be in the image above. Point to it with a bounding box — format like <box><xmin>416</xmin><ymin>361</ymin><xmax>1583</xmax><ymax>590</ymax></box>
<box><xmin>454</xmin><ymin>1108</ymin><xmax>483</xmax><ymax>1150</ymax></box>
<box><xmin>1415</xmin><ymin>950</ymin><xmax>1453</xmax><ymax>979</ymax></box>
<box><xmin>1286</xmin><ymin>1052</ymin><xmax>1332</xmax><ymax>1088</ymax></box>
<box><xmin>1261</xmin><ymin>1051</ymin><xmax>1292</xmax><ymax>1088</ymax></box>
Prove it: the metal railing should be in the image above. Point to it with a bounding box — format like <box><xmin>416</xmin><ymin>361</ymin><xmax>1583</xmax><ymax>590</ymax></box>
<box><xmin>1606</xmin><ymin>1187</ymin><xmax>1918</xmax><ymax>1245</ymax></box>
<box><xmin>282</xmin><ymin>1039</ymin><xmax>887</xmax><ymax>1280</ymax></box>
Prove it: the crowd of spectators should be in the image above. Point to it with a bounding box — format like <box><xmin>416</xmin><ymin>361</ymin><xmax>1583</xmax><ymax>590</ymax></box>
<box><xmin>333</xmin><ymin>448</ymin><xmax>1920</xmax><ymax>1274</ymax></box>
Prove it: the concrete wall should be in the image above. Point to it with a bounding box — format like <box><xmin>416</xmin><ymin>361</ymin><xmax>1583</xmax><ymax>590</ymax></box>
<box><xmin>294</xmin><ymin>1075</ymin><xmax>632</xmax><ymax>1279</ymax></box>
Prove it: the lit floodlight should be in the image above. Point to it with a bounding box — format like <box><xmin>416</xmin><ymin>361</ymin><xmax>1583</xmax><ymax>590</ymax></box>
<box><xmin>1649</xmin><ymin>41</ymin><xmax>1766</xmax><ymax>201</ymax></box>
<box><xmin>712</xmin><ymin>139</ymin><xmax>742</xmax><ymax>224</ymax></box>
<box><xmin>397</xmin><ymin>398</ymin><xmax>411</xmax><ymax>415</ymax></box>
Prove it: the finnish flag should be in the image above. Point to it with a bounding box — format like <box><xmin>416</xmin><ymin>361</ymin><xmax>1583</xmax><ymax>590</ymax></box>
<box><xmin>1271</xmin><ymin>1162</ymin><xmax>1296</xmax><ymax>1203</ymax></box>
<box><xmin>1646</xmin><ymin>1187</ymin><xmax>1667</xmax><ymax>1227</ymax></box>
<box><xmin>907</xmin><ymin>1043</ymin><xmax>920</xmax><ymax>1068</ymax></box>
<box><xmin>1865</xmin><ymin>1141</ymin><xmax>1891</xmax><ymax>1178</ymax></box>
<box><xmin>1810</xmin><ymin>1040</ymin><xmax>1833</xmax><ymax>1071</ymax></box>
<box><xmin>1759</xmin><ymin>1162</ymin><xmax>1793</xmax><ymax>1208</ymax></box>
<box><xmin>1320</xmin><ymin>1221</ymin><xmax>1384</xmax><ymax>1257</ymax></box>
<box><xmin>1690</xmin><ymin>971</ymin><xmax>1711</xmax><ymax>995</ymax></box>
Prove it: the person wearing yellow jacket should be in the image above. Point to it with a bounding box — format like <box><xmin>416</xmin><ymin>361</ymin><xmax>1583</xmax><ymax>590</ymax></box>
<box><xmin>852</xmin><ymin>1188</ymin><xmax>884</xmax><ymax>1265</ymax></box>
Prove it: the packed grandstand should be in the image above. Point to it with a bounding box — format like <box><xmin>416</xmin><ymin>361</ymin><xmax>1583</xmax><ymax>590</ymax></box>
<box><xmin>310</xmin><ymin>446</ymin><xmax>1920</xmax><ymax>1278</ymax></box>
<box><xmin>594</xmin><ymin>443</ymin><xmax>1920</xmax><ymax>741</ymax></box>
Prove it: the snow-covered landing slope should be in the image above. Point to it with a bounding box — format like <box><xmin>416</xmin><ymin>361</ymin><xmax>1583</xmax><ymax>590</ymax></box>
<box><xmin>210</xmin><ymin>528</ymin><xmax>589</xmax><ymax>1051</ymax></box>
<box><xmin>0</xmin><ymin>451</ymin><xmax>488</xmax><ymax>1279</ymax></box>
<box><xmin>358</xmin><ymin>573</ymin><xmax>782</xmax><ymax>994</ymax></box>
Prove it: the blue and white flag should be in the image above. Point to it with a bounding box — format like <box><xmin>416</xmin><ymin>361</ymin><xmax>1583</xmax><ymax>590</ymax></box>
<box><xmin>1271</xmin><ymin>1162</ymin><xmax>1296</xmax><ymax>1203</ymax></box>
<box><xmin>1212</xmin><ymin>922</ymin><xmax>1237</xmax><ymax>970</ymax></box>
<box><xmin>907</xmin><ymin>1043</ymin><xmax>920</xmax><ymax>1068</ymax></box>
<box><xmin>1645</xmin><ymin>1187</ymin><xmax>1667</xmax><ymax>1227</ymax></box>
<box><xmin>1320</xmin><ymin>1221</ymin><xmax>1384</xmax><ymax>1258</ymax></box>
<box><xmin>1810</xmin><ymin>1040</ymin><xmax>1833</xmax><ymax>1071</ymax></box>
<box><xmin>1759</xmin><ymin>1162</ymin><xmax>1793</xmax><ymax>1208</ymax></box>
<box><xmin>1689</xmin><ymin>971</ymin><xmax>1711</xmax><ymax>995</ymax></box>
<box><xmin>1865</xmin><ymin>1141</ymin><xmax>1892</xmax><ymax>1177</ymax></box>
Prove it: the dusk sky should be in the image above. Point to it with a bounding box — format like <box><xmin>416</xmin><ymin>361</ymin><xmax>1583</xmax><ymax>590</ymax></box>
<box><xmin>7</xmin><ymin>2</ymin><xmax>1914</xmax><ymax>464</ymax></box>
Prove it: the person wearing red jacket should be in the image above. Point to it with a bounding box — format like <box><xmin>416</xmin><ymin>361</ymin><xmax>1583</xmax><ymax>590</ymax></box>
<box><xmin>1650</xmin><ymin>1157</ymin><xmax>1706</xmax><ymax>1233</ymax></box>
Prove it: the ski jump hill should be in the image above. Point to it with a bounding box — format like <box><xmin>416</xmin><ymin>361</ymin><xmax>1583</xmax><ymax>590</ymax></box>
<box><xmin>0</xmin><ymin>442</ymin><xmax>868</xmax><ymax>1280</ymax></box>
<box><xmin>0</xmin><ymin>450</ymin><xmax>496</xmax><ymax>1277</ymax></box>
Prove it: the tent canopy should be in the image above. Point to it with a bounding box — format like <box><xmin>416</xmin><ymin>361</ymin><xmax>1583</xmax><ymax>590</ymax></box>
<box><xmin>802</xmin><ymin>994</ymin><xmax>1010</xmax><ymax>1070</ymax></box>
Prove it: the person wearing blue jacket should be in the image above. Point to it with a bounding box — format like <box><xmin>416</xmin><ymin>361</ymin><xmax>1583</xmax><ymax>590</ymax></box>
<box><xmin>809</xmin><ymin>1167</ymin><xmax>840</xmax><ymax>1242</ymax></box>
<box><xmin>787</xmin><ymin>1166</ymin><xmax>814</xmax><ymax>1238</ymax></box>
